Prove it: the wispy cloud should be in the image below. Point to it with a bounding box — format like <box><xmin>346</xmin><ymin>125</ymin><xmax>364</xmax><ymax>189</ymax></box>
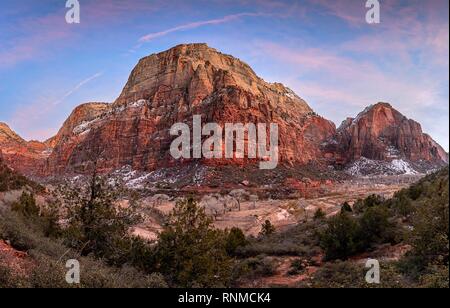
<box><xmin>0</xmin><ymin>0</ymin><xmax>164</xmax><ymax>69</ymax></box>
<box><xmin>255</xmin><ymin>41</ymin><xmax>449</xmax><ymax>150</ymax></box>
<box><xmin>53</xmin><ymin>72</ymin><xmax>103</xmax><ymax>105</ymax></box>
<box><xmin>138</xmin><ymin>12</ymin><xmax>269</xmax><ymax>43</ymax></box>
<box><xmin>8</xmin><ymin>72</ymin><xmax>103</xmax><ymax>141</ymax></box>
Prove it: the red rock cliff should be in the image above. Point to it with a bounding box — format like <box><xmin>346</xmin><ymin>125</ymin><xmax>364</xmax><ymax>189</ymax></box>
<box><xmin>323</xmin><ymin>102</ymin><xmax>448</xmax><ymax>167</ymax></box>
<box><xmin>43</xmin><ymin>43</ymin><xmax>336</xmax><ymax>175</ymax></box>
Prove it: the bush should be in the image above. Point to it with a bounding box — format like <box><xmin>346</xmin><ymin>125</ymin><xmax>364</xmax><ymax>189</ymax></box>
<box><xmin>259</xmin><ymin>220</ymin><xmax>276</xmax><ymax>237</ymax></box>
<box><xmin>225</xmin><ymin>227</ymin><xmax>248</xmax><ymax>256</ymax></box>
<box><xmin>0</xmin><ymin>163</ymin><xmax>43</xmax><ymax>193</ymax></box>
<box><xmin>11</xmin><ymin>191</ymin><xmax>39</xmax><ymax>217</ymax></box>
<box><xmin>299</xmin><ymin>261</ymin><xmax>412</xmax><ymax>288</ymax></box>
<box><xmin>313</xmin><ymin>208</ymin><xmax>326</xmax><ymax>221</ymax></box>
<box><xmin>299</xmin><ymin>261</ymin><xmax>366</xmax><ymax>288</ymax></box>
<box><xmin>1</xmin><ymin>206</ymin><xmax>167</xmax><ymax>288</ymax></box>
<box><xmin>0</xmin><ymin>264</ymin><xmax>22</xmax><ymax>288</ymax></box>
<box><xmin>319</xmin><ymin>213</ymin><xmax>361</xmax><ymax>261</ymax></box>
<box><xmin>54</xmin><ymin>174</ymin><xmax>141</xmax><ymax>260</ymax></box>
<box><xmin>359</xmin><ymin>206</ymin><xmax>397</xmax><ymax>249</ymax></box>
<box><xmin>233</xmin><ymin>255</ymin><xmax>276</xmax><ymax>281</ymax></box>
<box><xmin>288</xmin><ymin>259</ymin><xmax>306</xmax><ymax>276</ymax></box>
<box><xmin>340</xmin><ymin>202</ymin><xmax>352</xmax><ymax>214</ymax></box>
<box><xmin>154</xmin><ymin>198</ymin><xmax>233</xmax><ymax>287</ymax></box>
<box><xmin>353</xmin><ymin>194</ymin><xmax>384</xmax><ymax>214</ymax></box>
<box><xmin>390</xmin><ymin>194</ymin><xmax>414</xmax><ymax>218</ymax></box>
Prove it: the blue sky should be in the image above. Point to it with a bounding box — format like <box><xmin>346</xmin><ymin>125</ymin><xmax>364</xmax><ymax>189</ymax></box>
<box><xmin>0</xmin><ymin>0</ymin><xmax>448</xmax><ymax>150</ymax></box>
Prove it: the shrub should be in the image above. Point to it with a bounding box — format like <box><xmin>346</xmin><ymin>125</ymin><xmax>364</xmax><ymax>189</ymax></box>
<box><xmin>353</xmin><ymin>194</ymin><xmax>384</xmax><ymax>213</ymax></box>
<box><xmin>419</xmin><ymin>265</ymin><xmax>449</xmax><ymax>288</ymax></box>
<box><xmin>54</xmin><ymin>174</ymin><xmax>141</xmax><ymax>260</ymax></box>
<box><xmin>233</xmin><ymin>255</ymin><xmax>276</xmax><ymax>281</ymax></box>
<box><xmin>359</xmin><ymin>206</ymin><xmax>397</xmax><ymax>249</ymax></box>
<box><xmin>319</xmin><ymin>213</ymin><xmax>361</xmax><ymax>261</ymax></box>
<box><xmin>390</xmin><ymin>194</ymin><xmax>414</xmax><ymax>218</ymax></box>
<box><xmin>225</xmin><ymin>227</ymin><xmax>248</xmax><ymax>256</ymax></box>
<box><xmin>340</xmin><ymin>202</ymin><xmax>353</xmax><ymax>214</ymax></box>
<box><xmin>154</xmin><ymin>198</ymin><xmax>232</xmax><ymax>287</ymax></box>
<box><xmin>259</xmin><ymin>220</ymin><xmax>276</xmax><ymax>237</ymax></box>
<box><xmin>288</xmin><ymin>259</ymin><xmax>306</xmax><ymax>276</ymax></box>
<box><xmin>313</xmin><ymin>208</ymin><xmax>326</xmax><ymax>221</ymax></box>
<box><xmin>300</xmin><ymin>261</ymin><xmax>366</xmax><ymax>288</ymax></box>
<box><xmin>11</xmin><ymin>191</ymin><xmax>39</xmax><ymax>217</ymax></box>
<box><xmin>0</xmin><ymin>264</ymin><xmax>22</xmax><ymax>288</ymax></box>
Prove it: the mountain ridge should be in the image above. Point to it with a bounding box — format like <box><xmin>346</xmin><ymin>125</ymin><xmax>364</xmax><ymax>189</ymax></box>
<box><xmin>0</xmin><ymin>44</ymin><xmax>447</xmax><ymax>181</ymax></box>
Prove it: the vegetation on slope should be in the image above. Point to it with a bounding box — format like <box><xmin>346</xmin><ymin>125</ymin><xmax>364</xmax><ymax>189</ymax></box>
<box><xmin>0</xmin><ymin>165</ymin><xmax>448</xmax><ymax>288</ymax></box>
<box><xmin>0</xmin><ymin>159</ymin><xmax>43</xmax><ymax>192</ymax></box>
<box><xmin>235</xmin><ymin>168</ymin><xmax>449</xmax><ymax>288</ymax></box>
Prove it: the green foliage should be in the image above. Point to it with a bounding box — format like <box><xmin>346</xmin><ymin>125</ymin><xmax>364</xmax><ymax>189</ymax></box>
<box><xmin>154</xmin><ymin>198</ymin><xmax>232</xmax><ymax>287</ymax></box>
<box><xmin>398</xmin><ymin>168</ymin><xmax>449</xmax><ymax>278</ymax></box>
<box><xmin>0</xmin><ymin>162</ymin><xmax>44</xmax><ymax>193</ymax></box>
<box><xmin>11</xmin><ymin>191</ymin><xmax>39</xmax><ymax>217</ymax></box>
<box><xmin>233</xmin><ymin>255</ymin><xmax>276</xmax><ymax>281</ymax></box>
<box><xmin>288</xmin><ymin>259</ymin><xmax>306</xmax><ymax>276</ymax></box>
<box><xmin>313</xmin><ymin>208</ymin><xmax>326</xmax><ymax>221</ymax></box>
<box><xmin>320</xmin><ymin>213</ymin><xmax>362</xmax><ymax>260</ymax></box>
<box><xmin>0</xmin><ymin>264</ymin><xmax>20</xmax><ymax>288</ymax></box>
<box><xmin>299</xmin><ymin>261</ymin><xmax>413</xmax><ymax>288</ymax></box>
<box><xmin>0</xmin><ymin>207</ymin><xmax>167</xmax><ymax>288</ymax></box>
<box><xmin>340</xmin><ymin>202</ymin><xmax>353</xmax><ymax>214</ymax></box>
<box><xmin>353</xmin><ymin>194</ymin><xmax>384</xmax><ymax>214</ymax></box>
<box><xmin>259</xmin><ymin>220</ymin><xmax>276</xmax><ymax>237</ymax></box>
<box><xmin>54</xmin><ymin>174</ymin><xmax>141</xmax><ymax>260</ymax></box>
<box><xmin>301</xmin><ymin>261</ymin><xmax>366</xmax><ymax>288</ymax></box>
<box><xmin>389</xmin><ymin>193</ymin><xmax>414</xmax><ymax>218</ymax></box>
<box><xmin>359</xmin><ymin>206</ymin><xmax>397</xmax><ymax>248</ymax></box>
<box><xmin>225</xmin><ymin>227</ymin><xmax>248</xmax><ymax>256</ymax></box>
<box><xmin>321</xmin><ymin>203</ymin><xmax>399</xmax><ymax>261</ymax></box>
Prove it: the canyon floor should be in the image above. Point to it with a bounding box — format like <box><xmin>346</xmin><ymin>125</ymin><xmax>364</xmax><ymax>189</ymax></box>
<box><xmin>133</xmin><ymin>175</ymin><xmax>420</xmax><ymax>240</ymax></box>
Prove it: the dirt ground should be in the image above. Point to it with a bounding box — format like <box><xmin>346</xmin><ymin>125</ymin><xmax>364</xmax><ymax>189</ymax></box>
<box><xmin>135</xmin><ymin>179</ymin><xmax>412</xmax><ymax>239</ymax></box>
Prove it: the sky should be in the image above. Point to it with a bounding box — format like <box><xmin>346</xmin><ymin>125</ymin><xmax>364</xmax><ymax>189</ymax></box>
<box><xmin>0</xmin><ymin>0</ymin><xmax>448</xmax><ymax>150</ymax></box>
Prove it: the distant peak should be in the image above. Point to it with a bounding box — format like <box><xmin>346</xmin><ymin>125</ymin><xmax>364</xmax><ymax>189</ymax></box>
<box><xmin>372</xmin><ymin>102</ymin><xmax>393</xmax><ymax>109</ymax></box>
<box><xmin>0</xmin><ymin>122</ymin><xmax>11</xmax><ymax>130</ymax></box>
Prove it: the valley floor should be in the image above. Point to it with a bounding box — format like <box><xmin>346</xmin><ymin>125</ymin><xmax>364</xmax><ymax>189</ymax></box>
<box><xmin>134</xmin><ymin>175</ymin><xmax>420</xmax><ymax>239</ymax></box>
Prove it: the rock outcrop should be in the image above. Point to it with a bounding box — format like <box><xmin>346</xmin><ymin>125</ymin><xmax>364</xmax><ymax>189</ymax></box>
<box><xmin>43</xmin><ymin>43</ymin><xmax>336</xmax><ymax>175</ymax></box>
<box><xmin>0</xmin><ymin>122</ymin><xmax>50</xmax><ymax>175</ymax></box>
<box><xmin>1</xmin><ymin>45</ymin><xmax>447</xmax><ymax>180</ymax></box>
<box><xmin>323</xmin><ymin>103</ymin><xmax>448</xmax><ymax>173</ymax></box>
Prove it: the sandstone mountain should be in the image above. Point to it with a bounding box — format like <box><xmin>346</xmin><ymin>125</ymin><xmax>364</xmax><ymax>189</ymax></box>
<box><xmin>0</xmin><ymin>122</ymin><xmax>50</xmax><ymax>175</ymax></box>
<box><xmin>322</xmin><ymin>103</ymin><xmax>448</xmax><ymax>175</ymax></box>
<box><xmin>43</xmin><ymin>43</ymin><xmax>336</xmax><ymax>176</ymax></box>
<box><xmin>0</xmin><ymin>44</ymin><xmax>447</xmax><ymax>182</ymax></box>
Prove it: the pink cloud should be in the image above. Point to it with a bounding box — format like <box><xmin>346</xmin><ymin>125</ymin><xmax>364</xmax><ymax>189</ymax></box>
<box><xmin>0</xmin><ymin>0</ymin><xmax>165</xmax><ymax>68</ymax></box>
<box><xmin>254</xmin><ymin>40</ymin><xmax>448</xmax><ymax>149</ymax></box>
<box><xmin>0</xmin><ymin>11</ymin><xmax>73</xmax><ymax>68</ymax></box>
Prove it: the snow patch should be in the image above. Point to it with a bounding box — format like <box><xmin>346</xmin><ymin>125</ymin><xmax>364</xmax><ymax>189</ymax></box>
<box><xmin>390</xmin><ymin>159</ymin><xmax>418</xmax><ymax>175</ymax></box>
<box><xmin>346</xmin><ymin>157</ymin><xmax>419</xmax><ymax>177</ymax></box>
<box><xmin>73</xmin><ymin>118</ymin><xmax>100</xmax><ymax>135</ymax></box>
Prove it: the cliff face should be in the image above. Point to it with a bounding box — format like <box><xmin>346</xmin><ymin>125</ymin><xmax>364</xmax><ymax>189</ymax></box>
<box><xmin>0</xmin><ymin>122</ymin><xmax>49</xmax><ymax>175</ymax></box>
<box><xmin>323</xmin><ymin>103</ymin><xmax>448</xmax><ymax>170</ymax></box>
<box><xmin>1</xmin><ymin>44</ymin><xmax>448</xmax><ymax>180</ymax></box>
<box><xmin>43</xmin><ymin>43</ymin><xmax>336</xmax><ymax>175</ymax></box>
